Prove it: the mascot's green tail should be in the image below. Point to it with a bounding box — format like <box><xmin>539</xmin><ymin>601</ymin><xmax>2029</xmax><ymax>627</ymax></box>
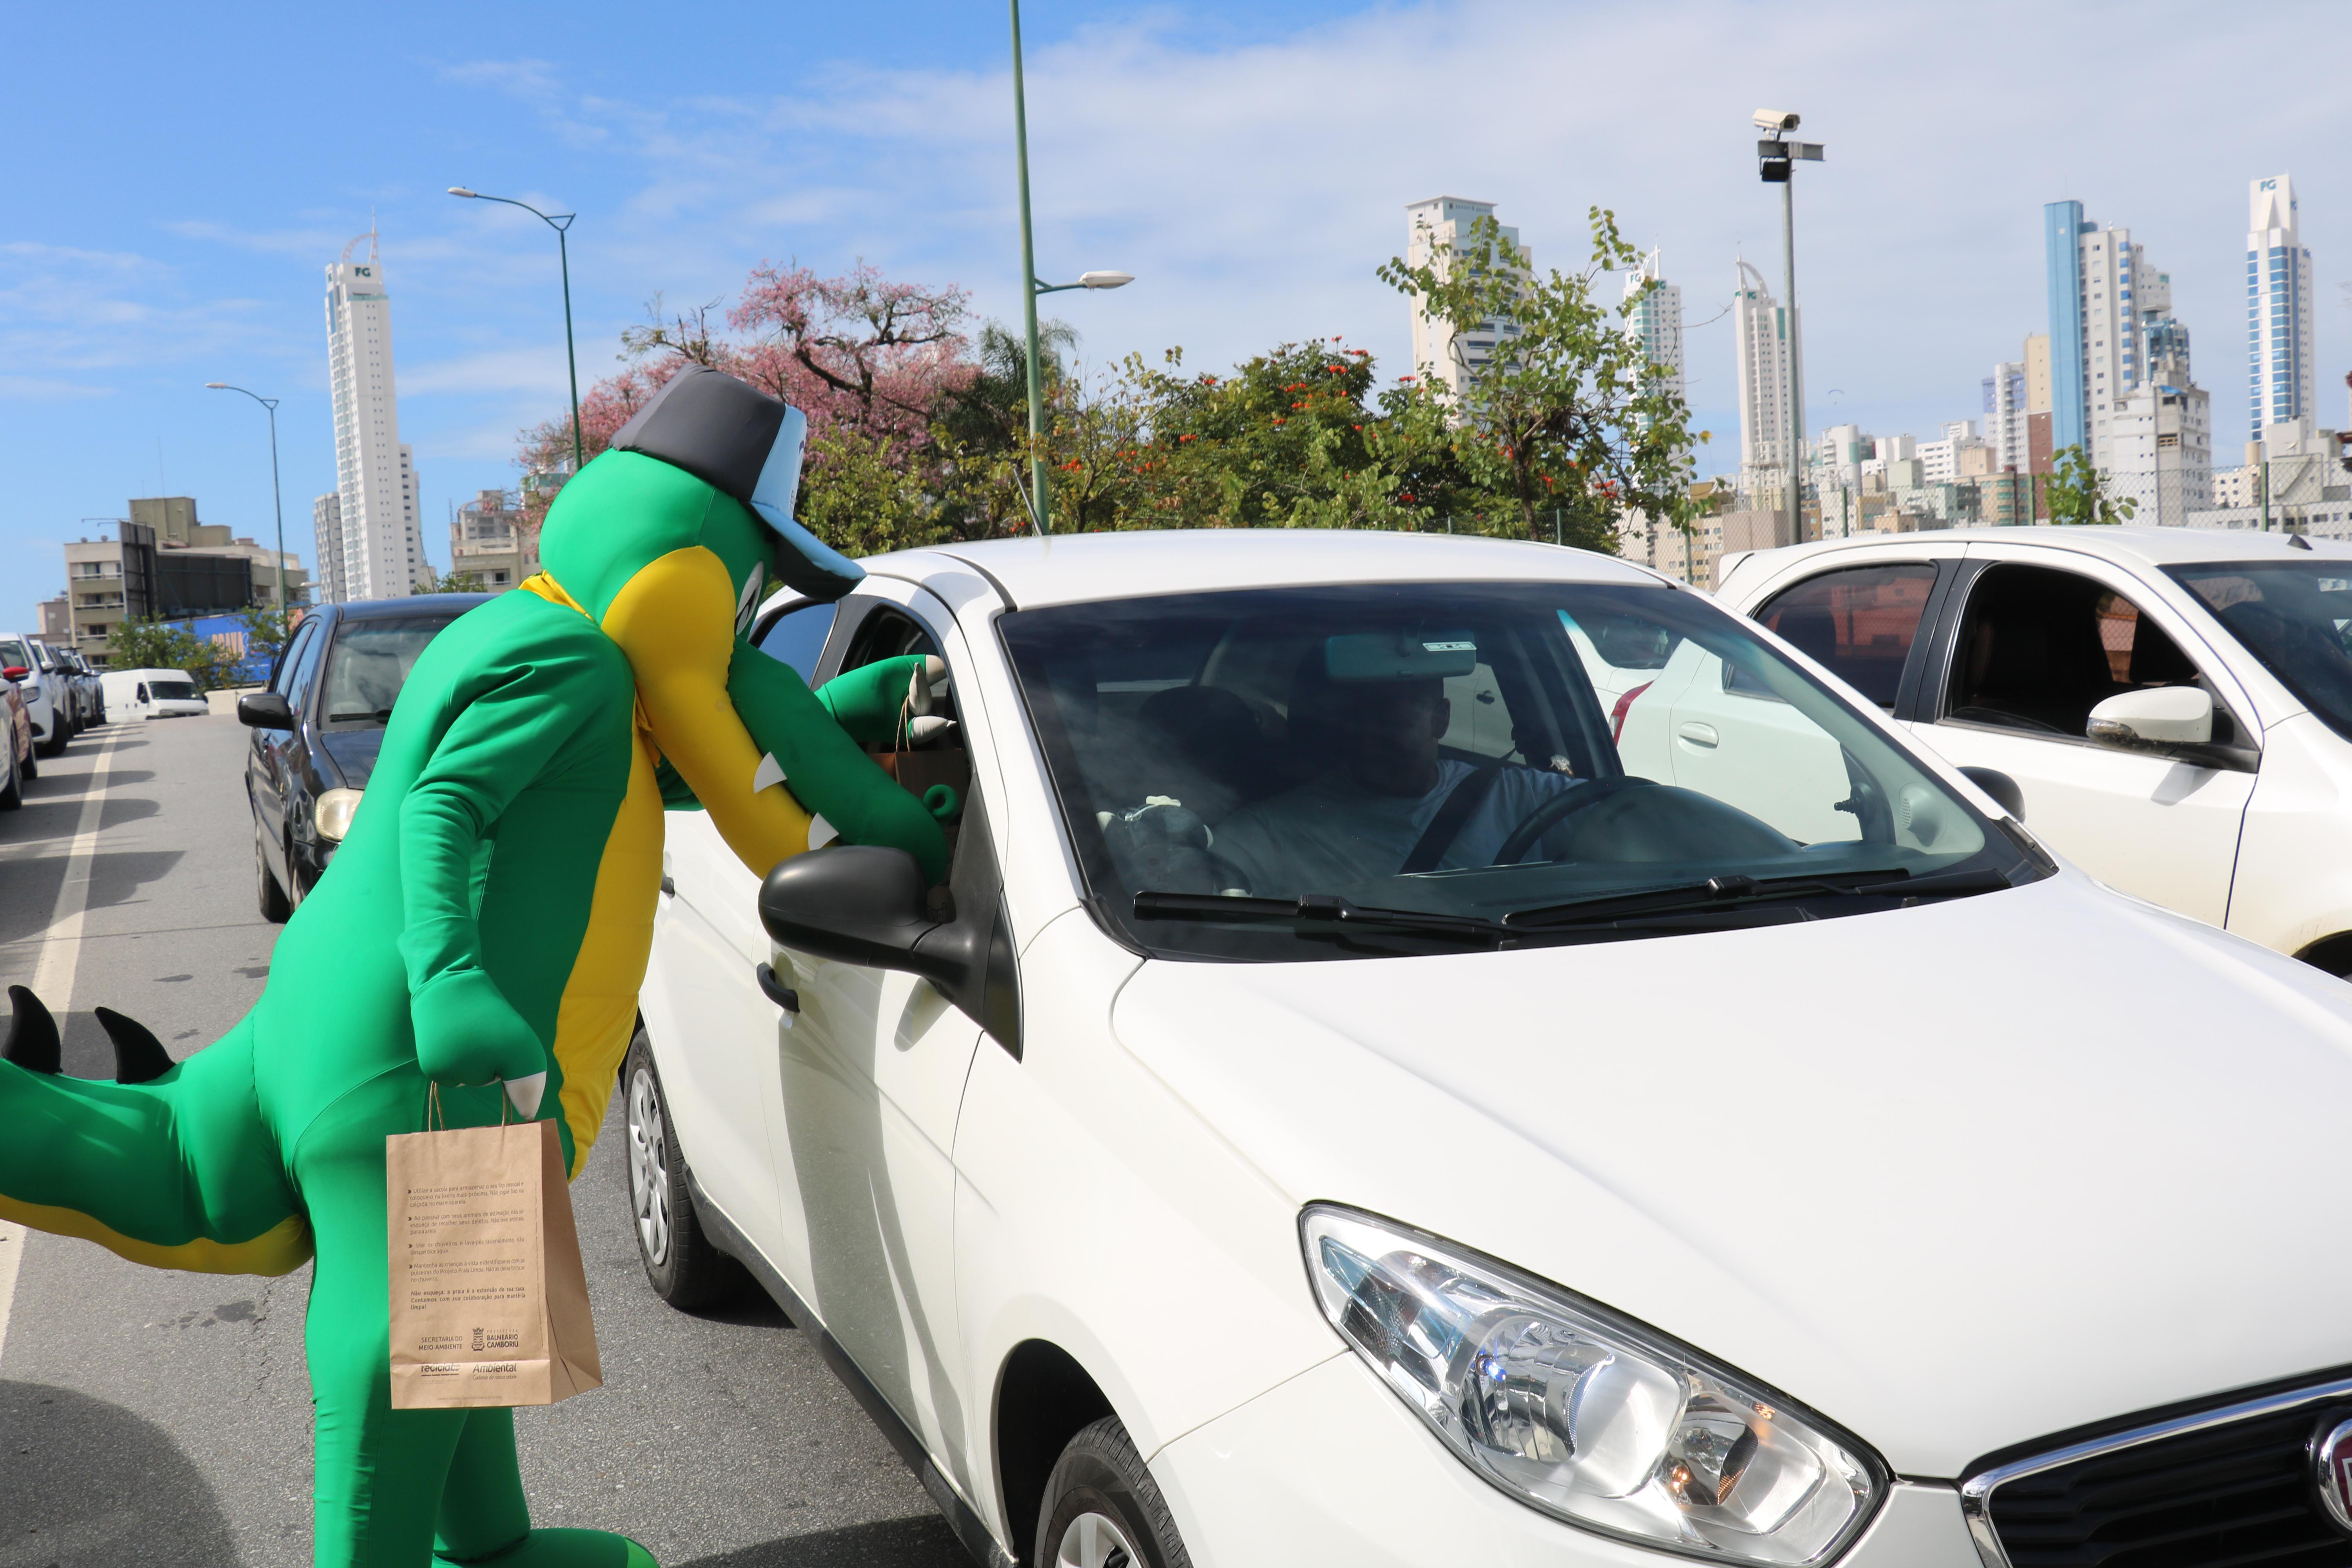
<box><xmin>0</xmin><ymin>985</ymin><xmax>312</xmax><ymax>1275</ymax></box>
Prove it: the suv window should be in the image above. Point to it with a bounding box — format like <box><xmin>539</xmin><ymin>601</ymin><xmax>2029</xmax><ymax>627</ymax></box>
<box><xmin>755</xmin><ymin>601</ymin><xmax>837</xmax><ymax>687</ymax></box>
<box><xmin>1947</xmin><ymin>564</ymin><xmax>2203</xmax><ymax>739</ymax></box>
<box><xmin>1756</xmin><ymin>564</ymin><xmax>1939</xmax><ymax>710</ymax></box>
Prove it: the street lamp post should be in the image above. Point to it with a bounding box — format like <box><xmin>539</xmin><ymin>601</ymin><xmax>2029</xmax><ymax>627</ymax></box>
<box><xmin>449</xmin><ymin>188</ymin><xmax>583</xmax><ymax>473</ymax></box>
<box><xmin>204</xmin><ymin>383</ymin><xmax>288</xmax><ymax>620</ymax></box>
<box><xmin>1007</xmin><ymin>0</ymin><xmax>1131</xmax><ymax>534</ymax></box>
<box><xmin>1756</xmin><ymin>113</ymin><xmax>1823</xmax><ymax>541</ymax></box>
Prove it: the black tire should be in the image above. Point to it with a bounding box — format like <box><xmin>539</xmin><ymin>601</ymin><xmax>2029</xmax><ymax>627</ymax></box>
<box><xmin>20</xmin><ymin>742</ymin><xmax>34</xmax><ymax>781</ymax></box>
<box><xmin>35</xmin><ymin>722</ymin><xmax>65</xmax><ymax>759</ymax></box>
<box><xmin>256</xmin><ymin>831</ymin><xmax>292</xmax><ymax>923</ymax></box>
<box><xmin>0</xmin><ymin>746</ymin><xmax>20</xmax><ymax>811</ymax></box>
<box><xmin>620</xmin><ymin>1031</ymin><xmax>746</xmax><ymax>1308</ymax></box>
<box><xmin>1036</xmin><ymin>1417</ymin><xmax>1191</xmax><ymax>1568</ymax></box>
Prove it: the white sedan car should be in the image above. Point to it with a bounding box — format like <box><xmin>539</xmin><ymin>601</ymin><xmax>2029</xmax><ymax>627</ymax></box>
<box><xmin>631</xmin><ymin>530</ymin><xmax>2352</xmax><ymax>1568</ymax></box>
<box><xmin>1717</xmin><ymin>525</ymin><xmax>2352</xmax><ymax>973</ymax></box>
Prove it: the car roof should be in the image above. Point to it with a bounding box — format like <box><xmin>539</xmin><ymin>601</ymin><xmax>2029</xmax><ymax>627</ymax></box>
<box><xmin>859</xmin><ymin>529</ymin><xmax>1667</xmax><ymax>610</ymax></box>
<box><xmin>1756</xmin><ymin>524</ymin><xmax>2352</xmax><ymax>574</ymax></box>
<box><xmin>324</xmin><ymin>593</ymin><xmax>495</xmax><ymax>621</ymax></box>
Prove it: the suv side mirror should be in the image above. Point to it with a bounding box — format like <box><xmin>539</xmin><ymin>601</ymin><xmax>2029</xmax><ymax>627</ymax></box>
<box><xmin>759</xmin><ymin>839</ymin><xmax>1022</xmax><ymax>1054</ymax></box>
<box><xmin>237</xmin><ymin>691</ymin><xmax>296</xmax><ymax>729</ymax></box>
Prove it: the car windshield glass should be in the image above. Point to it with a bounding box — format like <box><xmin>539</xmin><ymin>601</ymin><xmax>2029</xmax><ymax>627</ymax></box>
<box><xmin>321</xmin><ymin>619</ymin><xmax>449</xmax><ymax>726</ymax></box>
<box><xmin>149</xmin><ymin>680</ymin><xmax>198</xmax><ymax>701</ymax></box>
<box><xmin>1002</xmin><ymin>581</ymin><xmax>2039</xmax><ymax>961</ymax></box>
<box><xmin>2165</xmin><ymin>562</ymin><xmax>2352</xmax><ymax>744</ymax></box>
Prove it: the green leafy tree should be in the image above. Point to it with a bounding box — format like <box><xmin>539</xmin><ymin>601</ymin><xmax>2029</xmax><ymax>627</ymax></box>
<box><xmin>2045</xmin><ymin>445</ymin><xmax>2138</xmax><ymax>525</ymax></box>
<box><xmin>1377</xmin><ymin>208</ymin><xmax>1707</xmax><ymax>551</ymax></box>
<box><xmin>108</xmin><ymin>617</ymin><xmax>237</xmax><ymax>691</ymax></box>
<box><xmin>419</xmin><ymin>567</ymin><xmax>488</xmax><ymax>594</ymax></box>
<box><xmin>236</xmin><ymin>603</ymin><xmax>296</xmax><ymax>676</ymax></box>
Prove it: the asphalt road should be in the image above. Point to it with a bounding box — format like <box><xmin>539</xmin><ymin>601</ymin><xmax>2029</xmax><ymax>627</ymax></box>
<box><xmin>0</xmin><ymin>713</ymin><xmax>969</xmax><ymax>1568</ymax></box>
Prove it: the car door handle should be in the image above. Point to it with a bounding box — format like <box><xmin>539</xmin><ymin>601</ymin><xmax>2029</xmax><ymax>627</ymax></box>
<box><xmin>1677</xmin><ymin>722</ymin><xmax>1720</xmax><ymax>748</ymax></box>
<box><xmin>755</xmin><ymin>961</ymin><xmax>800</xmax><ymax>1014</ymax></box>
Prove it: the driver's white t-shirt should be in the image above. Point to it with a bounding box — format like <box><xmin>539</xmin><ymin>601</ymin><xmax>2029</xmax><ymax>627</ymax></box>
<box><xmin>1210</xmin><ymin>760</ymin><xmax>1581</xmax><ymax>897</ymax></box>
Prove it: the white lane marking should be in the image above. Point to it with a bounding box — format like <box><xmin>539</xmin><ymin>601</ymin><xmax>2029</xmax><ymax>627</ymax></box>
<box><xmin>3</xmin><ymin>725</ymin><xmax>122</xmax><ymax>1368</ymax></box>
<box><xmin>0</xmin><ymin>1222</ymin><xmax>20</xmax><ymax>1370</ymax></box>
<box><xmin>28</xmin><ymin>726</ymin><xmax>123</xmax><ymax>1006</ymax></box>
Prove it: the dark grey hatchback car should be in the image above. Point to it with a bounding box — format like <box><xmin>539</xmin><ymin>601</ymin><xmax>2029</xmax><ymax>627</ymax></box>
<box><xmin>238</xmin><ymin>593</ymin><xmax>491</xmax><ymax>920</ymax></box>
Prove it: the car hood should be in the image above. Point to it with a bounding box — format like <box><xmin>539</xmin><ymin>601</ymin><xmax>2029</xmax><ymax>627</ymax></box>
<box><xmin>317</xmin><ymin>728</ymin><xmax>385</xmax><ymax>789</ymax></box>
<box><xmin>1109</xmin><ymin>873</ymin><xmax>2352</xmax><ymax>1477</ymax></box>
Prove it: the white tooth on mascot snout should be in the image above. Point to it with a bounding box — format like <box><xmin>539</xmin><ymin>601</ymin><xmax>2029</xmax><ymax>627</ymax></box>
<box><xmin>751</xmin><ymin>752</ymin><xmax>787</xmax><ymax>795</ymax></box>
<box><xmin>503</xmin><ymin>1072</ymin><xmax>548</xmax><ymax>1120</ymax></box>
<box><xmin>807</xmin><ymin>815</ymin><xmax>838</xmax><ymax>849</ymax></box>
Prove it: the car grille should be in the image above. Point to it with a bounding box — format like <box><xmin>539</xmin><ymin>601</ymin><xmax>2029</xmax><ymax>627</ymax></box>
<box><xmin>1976</xmin><ymin>1400</ymin><xmax>2352</xmax><ymax>1568</ymax></box>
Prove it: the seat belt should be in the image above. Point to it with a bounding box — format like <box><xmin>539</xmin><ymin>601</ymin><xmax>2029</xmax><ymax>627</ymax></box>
<box><xmin>1399</xmin><ymin>764</ymin><xmax>1503</xmax><ymax>875</ymax></box>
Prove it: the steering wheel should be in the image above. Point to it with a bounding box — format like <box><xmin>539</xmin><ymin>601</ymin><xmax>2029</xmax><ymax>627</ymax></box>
<box><xmin>1490</xmin><ymin>777</ymin><xmax>1656</xmax><ymax>865</ymax></box>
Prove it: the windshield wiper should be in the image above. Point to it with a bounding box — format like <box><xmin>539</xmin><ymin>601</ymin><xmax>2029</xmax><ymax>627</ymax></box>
<box><xmin>1131</xmin><ymin>891</ymin><xmax>1507</xmax><ymax>943</ymax></box>
<box><xmin>1506</xmin><ymin>866</ymin><xmax>2015</xmax><ymax>929</ymax></box>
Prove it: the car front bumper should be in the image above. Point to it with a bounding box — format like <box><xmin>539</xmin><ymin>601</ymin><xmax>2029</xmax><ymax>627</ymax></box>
<box><xmin>1150</xmin><ymin>1353</ymin><xmax>1981</xmax><ymax>1568</ymax></box>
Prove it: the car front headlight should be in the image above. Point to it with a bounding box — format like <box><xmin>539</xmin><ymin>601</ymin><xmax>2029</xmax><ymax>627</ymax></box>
<box><xmin>1302</xmin><ymin>1207</ymin><xmax>1884</xmax><ymax>1565</ymax></box>
<box><xmin>315</xmin><ymin>788</ymin><xmax>363</xmax><ymax>842</ymax></box>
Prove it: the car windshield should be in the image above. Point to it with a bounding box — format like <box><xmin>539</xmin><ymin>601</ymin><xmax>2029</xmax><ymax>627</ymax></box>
<box><xmin>321</xmin><ymin>618</ymin><xmax>449</xmax><ymax>727</ymax></box>
<box><xmin>1002</xmin><ymin>581</ymin><xmax>2041</xmax><ymax>961</ymax></box>
<box><xmin>2165</xmin><ymin>562</ymin><xmax>2352</xmax><ymax>744</ymax></box>
<box><xmin>150</xmin><ymin>680</ymin><xmax>198</xmax><ymax>701</ymax></box>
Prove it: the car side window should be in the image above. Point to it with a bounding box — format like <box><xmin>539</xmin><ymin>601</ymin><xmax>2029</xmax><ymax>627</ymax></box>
<box><xmin>273</xmin><ymin>623</ymin><xmax>319</xmax><ymax>695</ymax></box>
<box><xmin>1755</xmin><ymin>564</ymin><xmax>1939</xmax><ymax>711</ymax></box>
<box><xmin>755</xmin><ymin>601</ymin><xmax>837</xmax><ymax>688</ymax></box>
<box><xmin>1946</xmin><ymin>564</ymin><xmax>2207</xmax><ymax>740</ymax></box>
<box><xmin>285</xmin><ymin>623</ymin><xmax>330</xmax><ymax>718</ymax></box>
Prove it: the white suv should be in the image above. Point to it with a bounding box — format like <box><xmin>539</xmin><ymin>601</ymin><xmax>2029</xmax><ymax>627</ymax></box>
<box><xmin>1718</xmin><ymin>525</ymin><xmax>2352</xmax><ymax>973</ymax></box>
<box><xmin>632</xmin><ymin>530</ymin><xmax>2352</xmax><ymax>1568</ymax></box>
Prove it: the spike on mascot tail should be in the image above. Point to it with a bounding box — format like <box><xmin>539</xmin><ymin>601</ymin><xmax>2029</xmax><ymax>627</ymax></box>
<box><xmin>0</xmin><ymin>368</ymin><xmax>949</xmax><ymax>1567</ymax></box>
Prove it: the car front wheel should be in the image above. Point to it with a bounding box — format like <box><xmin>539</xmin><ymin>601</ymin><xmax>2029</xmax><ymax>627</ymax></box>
<box><xmin>255</xmin><ymin>831</ymin><xmax>291</xmax><ymax>923</ymax></box>
<box><xmin>621</xmin><ymin>1030</ymin><xmax>745</xmax><ymax>1308</ymax></box>
<box><xmin>1037</xmin><ymin>1417</ymin><xmax>1192</xmax><ymax>1568</ymax></box>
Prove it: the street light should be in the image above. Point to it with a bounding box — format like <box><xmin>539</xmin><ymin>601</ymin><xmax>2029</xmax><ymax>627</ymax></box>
<box><xmin>449</xmin><ymin>187</ymin><xmax>583</xmax><ymax>473</ymax></box>
<box><xmin>204</xmin><ymin>383</ymin><xmax>289</xmax><ymax>621</ymax></box>
<box><xmin>1008</xmin><ymin>0</ymin><xmax>1131</xmax><ymax>534</ymax></box>
<box><xmin>1755</xmin><ymin>112</ymin><xmax>1823</xmax><ymax>540</ymax></box>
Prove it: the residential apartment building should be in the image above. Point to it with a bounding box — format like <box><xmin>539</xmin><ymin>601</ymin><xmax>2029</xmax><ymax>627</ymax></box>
<box><xmin>1623</xmin><ymin>249</ymin><xmax>1684</xmax><ymax>404</ymax></box>
<box><xmin>1733</xmin><ymin>260</ymin><xmax>1795</xmax><ymax>506</ymax></box>
<box><xmin>58</xmin><ymin>499</ymin><xmax>306</xmax><ymax>666</ymax></box>
<box><xmin>1919</xmin><ymin>421</ymin><xmax>1983</xmax><ymax>484</ymax></box>
<box><xmin>1404</xmin><ymin>196</ymin><xmax>1525</xmax><ymax>404</ymax></box>
<box><xmin>2110</xmin><ymin>381</ymin><xmax>2214</xmax><ymax>525</ymax></box>
<box><xmin>312</xmin><ymin>492</ymin><xmax>348</xmax><ymax>603</ymax></box>
<box><xmin>2043</xmin><ymin>201</ymin><xmax>2200</xmax><ymax>475</ymax></box>
<box><xmin>1983</xmin><ymin>362</ymin><xmax>2027</xmax><ymax>473</ymax></box>
<box><xmin>2247</xmin><ymin>173</ymin><xmax>2317</xmax><ymax>441</ymax></box>
<box><xmin>326</xmin><ymin>234</ymin><xmax>426</xmax><ymax>599</ymax></box>
<box><xmin>448</xmin><ymin>489</ymin><xmax>535</xmax><ymax>591</ymax></box>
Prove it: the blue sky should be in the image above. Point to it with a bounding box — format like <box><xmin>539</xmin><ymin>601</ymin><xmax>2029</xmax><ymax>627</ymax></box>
<box><xmin>4</xmin><ymin>0</ymin><xmax>2347</xmax><ymax>633</ymax></box>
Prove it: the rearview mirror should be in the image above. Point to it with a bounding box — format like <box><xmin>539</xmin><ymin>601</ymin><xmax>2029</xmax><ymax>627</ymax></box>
<box><xmin>2087</xmin><ymin>686</ymin><xmax>2212</xmax><ymax>751</ymax></box>
<box><xmin>1</xmin><ymin>667</ymin><xmax>26</xmax><ymax>682</ymax></box>
<box><xmin>237</xmin><ymin>691</ymin><xmax>296</xmax><ymax>729</ymax></box>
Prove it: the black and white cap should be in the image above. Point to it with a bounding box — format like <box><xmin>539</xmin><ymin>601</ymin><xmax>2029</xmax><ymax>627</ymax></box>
<box><xmin>606</xmin><ymin>365</ymin><xmax>864</xmax><ymax>601</ymax></box>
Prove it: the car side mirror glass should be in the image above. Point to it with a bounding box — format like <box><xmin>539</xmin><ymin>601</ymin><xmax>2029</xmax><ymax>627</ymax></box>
<box><xmin>237</xmin><ymin>691</ymin><xmax>296</xmax><ymax>730</ymax></box>
<box><xmin>2087</xmin><ymin>686</ymin><xmax>2213</xmax><ymax>752</ymax></box>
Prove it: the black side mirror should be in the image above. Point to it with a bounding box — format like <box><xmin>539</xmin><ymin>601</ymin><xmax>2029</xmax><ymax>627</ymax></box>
<box><xmin>1957</xmin><ymin>766</ymin><xmax>2025</xmax><ymax>822</ymax></box>
<box><xmin>759</xmin><ymin>842</ymin><xmax>1021</xmax><ymax>1054</ymax></box>
<box><xmin>237</xmin><ymin>691</ymin><xmax>295</xmax><ymax>729</ymax></box>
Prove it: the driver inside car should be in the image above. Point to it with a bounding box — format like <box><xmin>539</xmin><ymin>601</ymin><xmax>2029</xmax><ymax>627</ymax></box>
<box><xmin>1209</xmin><ymin>633</ymin><xmax>1583</xmax><ymax>896</ymax></box>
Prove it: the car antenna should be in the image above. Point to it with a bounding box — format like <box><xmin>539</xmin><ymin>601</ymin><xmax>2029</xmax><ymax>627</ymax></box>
<box><xmin>2290</xmin><ymin>532</ymin><xmax>2314</xmax><ymax>550</ymax></box>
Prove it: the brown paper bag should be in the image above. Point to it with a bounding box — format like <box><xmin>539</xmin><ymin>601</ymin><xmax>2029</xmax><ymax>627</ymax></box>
<box><xmin>386</xmin><ymin>1116</ymin><xmax>602</xmax><ymax>1410</ymax></box>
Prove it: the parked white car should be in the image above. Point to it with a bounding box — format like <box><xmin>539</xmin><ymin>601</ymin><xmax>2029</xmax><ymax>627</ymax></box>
<box><xmin>1717</xmin><ymin>525</ymin><xmax>2352</xmax><ymax>973</ymax></box>
<box><xmin>632</xmin><ymin>530</ymin><xmax>2352</xmax><ymax>1568</ymax></box>
<box><xmin>0</xmin><ymin>634</ymin><xmax>69</xmax><ymax>756</ymax></box>
<box><xmin>99</xmin><ymin>666</ymin><xmax>209</xmax><ymax>720</ymax></box>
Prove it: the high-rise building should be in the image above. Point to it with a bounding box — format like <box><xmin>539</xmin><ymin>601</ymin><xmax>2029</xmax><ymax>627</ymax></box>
<box><xmin>325</xmin><ymin>232</ymin><xmax>425</xmax><ymax>600</ymax></box>
<box><xmin>448</xmin><ymin>489</ymin><xmax>535</xmax><ymax>591</ymax></box>
<box><xmin>1404</xmin><ymin>196</ymin><xmax>1526</xmax><ymax>403</ymax></box>
<box><xmin>312</xmin><ymin>493</ymin><xmax>347</xmax><ymax>604</ymax></box>
<box><xmin>1733</xmin><ymin>260</ymin><xmax>1795</xmax><ymax>503</ymax></box>
<box><xmin>1920</xmin><ymin>421</ymin><xmax>1984</xmax><ymax>484</ymax></box>
<box><xmin>2247</xmin><ymin>174</ymin><xmax>2317</xmax><ymax>439</ymax></box>
<box><xmin>2045</xmin><ymin>200</ymin><xmax>2198</xmax><ymax>475</ymax></box>
<box><xmin>1624</xmin><ymin>249</ymin><xmax>1684</xmax><ymax>404</ymax></box>
<box><xmin>1982</xmin><ymin>363</ymin><xmax>2028</xmax><ymax>474</ymax></box>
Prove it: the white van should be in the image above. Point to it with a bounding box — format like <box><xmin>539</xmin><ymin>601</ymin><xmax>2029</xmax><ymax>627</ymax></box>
<box><xmin>100</xmin><ymin>667</ymin><xmax>209</xmax><ymax>720</ymax></box>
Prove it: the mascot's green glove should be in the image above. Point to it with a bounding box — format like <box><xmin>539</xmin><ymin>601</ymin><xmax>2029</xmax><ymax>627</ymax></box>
<box><xmin>409</xmin><ymin>969</ymin><xmax>549</xmax><ymax>1118</ymax></box>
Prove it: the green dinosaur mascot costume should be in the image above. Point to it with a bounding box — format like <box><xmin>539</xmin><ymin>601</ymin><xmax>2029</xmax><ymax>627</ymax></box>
<box><xmin>0</xmin><ymin>367</ymin><xmax>946</xmax><ymax>1566</ymax></box>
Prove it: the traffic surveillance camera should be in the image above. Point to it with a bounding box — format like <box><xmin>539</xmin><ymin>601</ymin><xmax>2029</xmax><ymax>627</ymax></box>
<box><xmin>1753</xmin><ymin>110</ymin><xmax>1800</xmax><ymax>132</ymax></box>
